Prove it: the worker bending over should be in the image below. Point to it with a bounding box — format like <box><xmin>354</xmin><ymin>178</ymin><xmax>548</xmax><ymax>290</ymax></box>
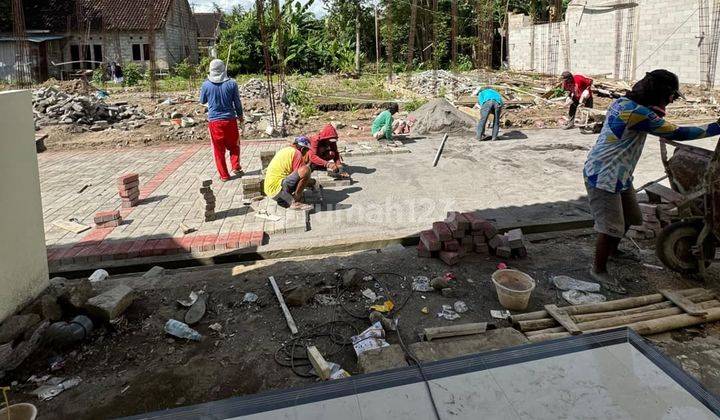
<box><xmin>562</xmin><ymin>71</ymin><xmax>593</xmax><ymax>129</ymax></box>
<box><xmin>264</xmin><ymin>137</ymin><xmax>314</xmax><ymax>211</ymax></box>
<box><xmin>475</xmin><ymin>87</ymin><xmax>504</xmax><ymax>141</ymax></box>
<box><xmin>372</xmin><ymin>103</ymin><xmax>399</xmax><ymax>140</ymax></box>
<box><xmin>309</xmin><ymin>124</ymin><xmax>349</xmax><ymax>178</ymax></box>
<box><xmin>584</xmin><ymin>69</ymin><xmax>720</xmax><ymax>293</ymax></box>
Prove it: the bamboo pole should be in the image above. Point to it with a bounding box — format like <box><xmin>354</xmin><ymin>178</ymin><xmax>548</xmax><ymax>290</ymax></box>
<box><xmin>517</xmin><ymin>290</ymin><xmax>715</xmax><ymax>332</ymax></box>
<box><xmin>529</xmin><ymin>304</ymin><xmax>720</xmax><ymax>343</ymax></box>
<box><xmin>526</xmin><ymin>300</ymin><xmax>720</xmax><ymax>337</ymax></box>
<box><xmin>510</xmin><ymin>288</ymin><xmax>706</xmax><ymax>323</ymax></box>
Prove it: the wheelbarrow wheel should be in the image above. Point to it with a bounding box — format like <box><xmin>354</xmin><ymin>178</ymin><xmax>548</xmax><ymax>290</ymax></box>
<box><xmin>656</xmin><ymin>220</ymin><xmax>714</xmax><ymax>274</ymax></box>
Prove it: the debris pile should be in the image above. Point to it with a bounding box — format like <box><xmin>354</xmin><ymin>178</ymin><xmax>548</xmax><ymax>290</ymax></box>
<box><xmin>628</xmin><ymin>202</ymin><xmax>677</xmax><ymax>240</ymax></box>
<box><xmin>32</xmin><ymin>87</ymin><xmax>146</xmax><ymax>131</ymax></box>
<box><xmin>239</xmin><ymin>78</ymin><xmax>270</xmax><ymax>99</ymax></box>
<box><xmin>418</xmin><ymin>212</ymin><xmax>527</xmax><ymax>265</ymax></box>
<box><xmin>410</xmin><ymin>98</ymin><xmax>477</xmax><ymax>135</ymax></box>
<box><xmin>404</xmin><ymin>70</ymin><xmax>474</xmax><ymax>98</ymax></box>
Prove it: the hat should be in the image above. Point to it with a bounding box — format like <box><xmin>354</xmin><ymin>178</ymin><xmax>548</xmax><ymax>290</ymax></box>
<box><xmin>294</xmin><ymin>136</ymin><xmax>310</xmax><ymax>149</ymax></box>
<box><xmin>208</xmin><ymin>59</ymin><xmax>229</xmax><ymax>83</ymax></box>
<box><xmin>646</xmin><ymin>69</ymin><xmax>685</xmax><ymax>100</ymax></box>
<box><xmin>561</xmin><ymin>71</ymin><xmax>573</xmax><ymax>81</ymax></box>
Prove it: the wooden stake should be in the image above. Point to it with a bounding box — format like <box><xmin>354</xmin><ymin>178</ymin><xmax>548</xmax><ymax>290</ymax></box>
<box><xmin>307</xmin><ymin>346</ymin><xmax>331</xmax><ymax>380</ymax></box>
<box><xmin>424</xmin><ymin>322</ymin><xmax>487</xmax><ymax>341</ymax></box>
<box><xmin>660</xmin><ymin>289</ymin><xmax>708</xmax><ymax>317</ymax></box>
<box><xmin>545</xmin><ymin>305</ymin><xmax>581</xmax><ymax>335</ymax></box>
<box><xmin>269</xmin><ymin>276</ymin><xmax>298</xmax><ymax>335</ymax></box>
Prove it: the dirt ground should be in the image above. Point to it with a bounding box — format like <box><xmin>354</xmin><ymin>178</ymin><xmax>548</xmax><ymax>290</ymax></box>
<box><xmin>8</xmin><ymin>231</ymin><xmax>720</xmax><ymax>419</ymax></box>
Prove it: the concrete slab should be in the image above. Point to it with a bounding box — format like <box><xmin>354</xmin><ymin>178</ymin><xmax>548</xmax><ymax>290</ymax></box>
<box><xmin>357</xmin><ymin>344</ymin><xmax>408</xmax><ymax>374</ymax></box>
<box><xmin>409</xmin><ymin>328</ymin><xmax>528</xmax><ymax>363</ymax></box>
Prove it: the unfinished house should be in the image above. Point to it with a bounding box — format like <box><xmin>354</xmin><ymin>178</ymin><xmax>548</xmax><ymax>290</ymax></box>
<box><xmin>508</xmin><ymin>0</ymin><xmax>720</xmax><ymax>88</ymax></box>
<box><xmin>0</xmin><ymin>0</ymin><xmax>199</xmax><ymax>83</ymax></box>
<box><xmin>194</xmin><ymin>12</ymin><xmax>224</xmax><ymax>58</ymax></box>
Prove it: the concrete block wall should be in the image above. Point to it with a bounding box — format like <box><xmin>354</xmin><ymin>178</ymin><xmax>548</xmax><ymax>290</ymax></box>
<box><xmin>164</xmin><ymin>0</ymin><xmax>199</xmax><ymax>66</ymax></box>
<box><xmin>509</xmin><ymin>0</ymin><xmax>720</xmax><ymax>87</ymax></box>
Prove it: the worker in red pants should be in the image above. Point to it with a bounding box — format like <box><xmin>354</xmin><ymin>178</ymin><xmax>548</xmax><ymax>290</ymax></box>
<box><xmin>200</xmin><ymin>59</ymin><xmax>244</xmax><ymax>181</ymax></box>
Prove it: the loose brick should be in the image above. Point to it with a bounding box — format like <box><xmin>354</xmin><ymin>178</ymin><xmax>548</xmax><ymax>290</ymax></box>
<box><xmin>94</xmin><ymin>210</ymin><xmax>121</xmax><ymax>223</ymax></box>
<box><xmin>506</xmin><ymin>229</ymin><xmax>524</xmax><ymax>249</ymax></box>
<box><xmin>439</xmin><ymin>251</ymin><xmax>460</xmax><ymax>266</ymax></box>
<box><xmin>442</xmin><ymin>239</ymin><xmax>460</xmax><ymax>252</ymax></box>
<box><xmin>420</xmin><ymin>230</ymin><xmax>441</xmax><ymax>252</ymax></box>
<box><xmin>119</xmin><ymin>189</ymin><xmax>140</xmax><ymax>199</ymax></box>
<box><xmin>488</xmin><ymin>234</ymin><xmax>503</xmax><ymax>252</ymax></box>
<box><xmin>432</xmin><ymin>222</ymin><xmax>453</xmax><ymax>241</ymax></box>
<box><xmin>461</xmin><ymin>212</ymin><xmax>486</xmax><ymax>231</ymax></box>
<box><xmin>95</xmin><ymin>219</ymin><xmax>121</xmax><ymax>228</ymax></box>
<box><xmin>118</xmin><ymin>173</ymin><xmax>139</xmax><ymax>185</ymax></box>
<box><xmin>475</xmin><ymin>243</ymin><xmax>489</xmax><ymax>254</ymax></box>
<box><xmin>201</xmin><ymin>179</ymin><xmax>213</xmax><ymax>187</ymax></box>
<box><xmin>482</xmin><ymin>222</ymin><xmax>498</xmax><ymax>240</ymax></box>
<box><xmin>117</xmin><ymin>180</ymin><xmax>139</xmax><ymax>191</ymax></box>
<box><xmin>417</xmin><ymin>242</ymin><xmax>433</xmax><ymax>258</ymax></box>
<box><xmin>449</xmin><ymin>225</ymin><xmax>465</xmax><ymax>240</ymax></box>
<box><xmin>85</xmin><ymin>285</ymin><xmax>135</xmax><ymax>321</ymax></box>
<box><xmin>446</xmin><ymin>211</ymin><xmax>471</xmax><ymax>232</ymax></box>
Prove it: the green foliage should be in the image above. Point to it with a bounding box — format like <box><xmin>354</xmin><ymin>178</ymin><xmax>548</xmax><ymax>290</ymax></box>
<box><xmin>92</xmin><ymin>66</ymin><xmax>106</xmax><ymax>86</ymax></box>
<box><xmin>403</xmin><ymin>98</ymin><xmax>427</xmax><ymax>113</ymax></box>
<box><xmin>123</xmin><ymin>63</ymin><xmax>143</xmax><ymax>87</ymax></box>
<box><xmin>173</xmin><ymin>58</ymin><xmax>198</xmax><ymax>79</ymax></box>
<box><xmin>286</xmin><ymin>79</ymin><xmax>318</xmax><ymax>117</ymax></box>
<box><xmin>454</xmin><ymin>54</ymin><xmax>474</xmax><ymax>72</ymax></box>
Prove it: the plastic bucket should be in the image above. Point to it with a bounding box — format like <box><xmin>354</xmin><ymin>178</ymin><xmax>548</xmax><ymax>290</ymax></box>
<box><xmin>0</xmin><ymin>403</ymin><xmax>38</xmax><ymax>420</ymax></box>
<box><xmin>491</xmin><ymin>269</ymin><xmax>536</xmax><ymax>311</ymax></box>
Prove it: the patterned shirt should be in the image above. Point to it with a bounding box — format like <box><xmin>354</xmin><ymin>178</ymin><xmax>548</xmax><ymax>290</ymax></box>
<box><xmin>584</xmin><ymin>97</ymin><xmax>720</xmax><ymax>193</ymax></box>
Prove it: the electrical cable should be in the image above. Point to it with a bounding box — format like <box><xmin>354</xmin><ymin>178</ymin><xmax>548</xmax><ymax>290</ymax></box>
<box><xmin>395</xmin><ymin>317</ymin><xmax>442</xmax><ymax>420</ymax></box>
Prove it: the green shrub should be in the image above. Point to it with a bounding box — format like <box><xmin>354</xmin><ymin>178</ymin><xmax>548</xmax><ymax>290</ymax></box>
<box><xmin>404</xmin><ymin>98</ymin><xmax>427</xmax><ymax>113</ymax></box>
<box><xmin>173</xmin><ymin>58</ymin><xmax>197</xmax><ymax>79</ymax></box>
<box><xmin>123</xmin><ymin>63</ymin><xmax>143</xmax><ymax>87</ymax></box>
<box><xmin>92</xmin><ymin>66</ymin><xmax>106</xmax><ymax>85</ymax></box>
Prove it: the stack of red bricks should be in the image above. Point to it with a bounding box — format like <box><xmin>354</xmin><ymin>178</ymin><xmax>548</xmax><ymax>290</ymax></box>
<box><xmin>94</xmin><ymin>210</ymin><xmax>122</xmax><ymax>228</ymax></box>
<box><xmin>628</xmin><ymin>203</ymin><xmax>678</xmax><ymax>240</ymax></box>
<box><xmin>118</xmin><ymin>173</ymin><xmax>140</xmax><ymax>208</ymax></box>
<box><xmin>200</xmin><ymin>179</ymin><xmax>216</xmax><ymax>222</ymax></box>
<box><xmin>417</xmin><ymin>211</ymin><xmax>528</xmax><ymax>265</ymax></box>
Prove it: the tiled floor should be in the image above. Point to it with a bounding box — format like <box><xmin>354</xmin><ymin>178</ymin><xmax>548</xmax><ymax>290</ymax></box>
<box><xmin>224</xmin><ymin>343</ymin><xmax>718</xmax><ymax>420</ymax></box>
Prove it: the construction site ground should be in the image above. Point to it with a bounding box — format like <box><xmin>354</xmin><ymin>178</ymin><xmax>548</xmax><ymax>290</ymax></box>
<box><xmin>10</xmin><ymin>232</ymin><xmax>720</xmax><ymax>419</ymax></box>
<box><xmin>41</xmin><ymin>127</ymin><xmax>718</xmax><ymax>271</ymax></box>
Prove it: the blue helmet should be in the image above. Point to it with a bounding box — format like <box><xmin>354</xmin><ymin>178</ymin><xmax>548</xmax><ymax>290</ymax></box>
<box><xmin>294</xmin><ymin>136</ymin><xmax>310</xmax><ymax>149</ymax></box>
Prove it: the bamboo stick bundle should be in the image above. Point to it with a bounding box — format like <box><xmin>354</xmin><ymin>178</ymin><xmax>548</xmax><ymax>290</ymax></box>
<box><xmin>516</xmin><ymin>290</ymin><xmax>715</xmax><ymax>332</ymax></box>
<box><xmin>510</xmin><ymin>288</ymin><xmax>706</xmax><ymax>324</ymax></box>
<box><xmin>526</xmin><ymin>300</ymin><xmax>720</xmax><ymax>337</ymax></box>
<box><xmin>528</xmin><ymin>302</ymin><xmax>720</xmax><ymax>343</ymax></box>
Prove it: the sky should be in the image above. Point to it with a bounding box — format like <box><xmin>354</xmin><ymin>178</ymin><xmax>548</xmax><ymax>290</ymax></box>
<box><xmin>190</xmin><ymin>0</ymin><xmax>327</xmax><ymax>16</ymax></box>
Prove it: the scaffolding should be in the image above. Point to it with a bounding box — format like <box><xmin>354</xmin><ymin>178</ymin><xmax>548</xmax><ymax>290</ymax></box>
<box><xmin>11</xmin><ymin>0</ymin><xmax>31</xmax><ymax>87</ymax></box>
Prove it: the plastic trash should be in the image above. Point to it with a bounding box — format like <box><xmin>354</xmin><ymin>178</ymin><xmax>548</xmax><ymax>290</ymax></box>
<box><xmin>361</xmin><ymin>289</ymin><xmax>378</xmax><ymax>301</ymax></box>
<box><xmin>369</xmin><ymin>300</ymin><xmax>394</xmax><ymax>313</ymax></box>
<box><xmin>33</xmin><ymin>377</ymin><xmax>81</xmax><ymax>401</ymax></box>
<box><xmin>552</xmin><ymin>276</ymin><xmax>601</xmax><ymax>293</ymax></box>
<box><xmin>209</xmin><ymin>323</ymin><xmax>222</xmax><ymax>332</ymax></box>
<box><xmin>562</xmin><ymin>290</ymin><xmax>606</xmax><ymax>305</ymax></box>
<box><xmin>412</xmin><ymin>276</ymin><xmax>433</xmax><ymax>292</ymax></box>
<box><xmin>88</xmin><ymin>269</ymin><xmax>108</xmax><ymax>283</ymax></box>
<box><xmin>350</xmin><ymin>322</ymin><xmax>389</xmax><ymax>356</ymax></box>
<box><xmin>453</xmin><ymin>301</ymin><xmax>469</xmax><ymax>314</ymax></box>
<box><xmin>164</xmin><ymin>319</ymin><xmax>202</xmax><ymax>341</ymax></box>
<box><xmin>177</xmin><ymin>291</ymin><xmax>199</xmax><ymax>307</ymax></box>
<box><xmin>242</xmin><ymin>292</ymin><xmax>258</xmax><ymax>303</ymax></box>
<box><xmin>490</xmin><ymin>309</ymin><xmax>511</xmax><ymax>320</ymax></box>
<box><xmin>437</xmin><ymin>305</ymin><xmax>460</xmax><ymax>320</ymax></box>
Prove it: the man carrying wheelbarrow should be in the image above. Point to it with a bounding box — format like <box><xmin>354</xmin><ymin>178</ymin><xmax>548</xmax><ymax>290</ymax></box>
<box><xmin>584</xmin><ymin>69</ymin><xmax>720</xmax><ymax>293</ymax></box>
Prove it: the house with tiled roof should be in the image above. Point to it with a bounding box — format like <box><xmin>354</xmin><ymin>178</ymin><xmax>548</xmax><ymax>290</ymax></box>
<box><xmin>193</xmin><ymin>12</ymin><xmax>225</xmax><ymax>57</ymax></box>
<box><xmin>0</xmin><ymin>0</ymin><xmax>198</xmax><ymax>82</ymax></box>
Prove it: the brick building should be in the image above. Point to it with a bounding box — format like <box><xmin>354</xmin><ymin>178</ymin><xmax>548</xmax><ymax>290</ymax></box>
<box><xmin>0</xmin><ymin>0</ymin><xmax>199</xmax><ymax>82</ymax></box>
<box><xmin>508</xmin><ymin>0</ymin><xmax>720</xmax><ymax>88</ymax></box>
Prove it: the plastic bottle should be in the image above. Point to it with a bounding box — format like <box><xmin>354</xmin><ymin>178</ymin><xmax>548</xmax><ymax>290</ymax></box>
<box><xmin>164</xmin><ymin>319</ymin><xmax>202</xmax><ymax>341</ymax></box>
<box><xmin>88</xmin><ymin>269</ymin><xmax>109</xmax><ymax>283</ymax></box>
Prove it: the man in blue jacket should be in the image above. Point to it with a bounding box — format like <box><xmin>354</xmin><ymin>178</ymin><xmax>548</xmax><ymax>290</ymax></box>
<box><xmin>476</xmin><ymin>87</ymin><xmax>504</xmax><ymax>141</ymax></box>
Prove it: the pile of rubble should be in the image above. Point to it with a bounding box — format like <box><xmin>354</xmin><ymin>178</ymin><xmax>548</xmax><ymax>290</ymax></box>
<box><xmin>33</xmin><ymin>87</ymin><xmax>146</xmax><ymax>132</ymax></box>
<box><xmin>403</xmin><ymin>70</ymin><xmax>475</xmax><ymax>99</ymax></box>
<box><xmin>239</xmin><ymin>78</ymin><xmax>270</xmax><ymax>99</ymax></box>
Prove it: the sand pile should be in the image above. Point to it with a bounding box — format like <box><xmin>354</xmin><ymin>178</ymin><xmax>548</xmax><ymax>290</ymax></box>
<box><xmin>410</xmin><ymin>98</ymin><xmax>477</xmax><ymax>135</ymax></box>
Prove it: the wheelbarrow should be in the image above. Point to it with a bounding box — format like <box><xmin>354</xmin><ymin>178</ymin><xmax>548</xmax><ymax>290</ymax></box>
<box><xmin>645</xmin><ymin>138</ymin><xmax>720</xmax><ymax>277</ymax></box>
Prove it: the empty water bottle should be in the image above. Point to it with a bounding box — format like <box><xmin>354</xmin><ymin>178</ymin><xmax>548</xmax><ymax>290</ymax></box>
<box><xmin>164</xmin><ymin>319</ymin><xmax>202</xmax><ymax>341</ymax></box>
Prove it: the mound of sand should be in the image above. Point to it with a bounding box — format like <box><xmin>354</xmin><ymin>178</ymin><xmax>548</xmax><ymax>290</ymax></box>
<box><xmin>410</xmin><ymin>98</ymin><xmax>477</xmax><ymax>135</ymax></box>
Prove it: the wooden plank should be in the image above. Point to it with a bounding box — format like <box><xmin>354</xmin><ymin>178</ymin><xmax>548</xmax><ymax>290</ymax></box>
<box><xmin>52</xmin><ymin>220</ymin><xmax>91</xmax><ymax>234</ymax></box>
<box><xmin>306</xmin><ymin>346</ymin><xmax>331</xmax><ymax>380</ymax></box>
<box><xmin>423</xmin><ymin>322</ymin><xmax>488</xmax><ymax>341</ymax></box>
<box><xmin>268</xmin><ymin>276</ymin><xmax>299</xmax><ymax>335</ymax></box>
<box><xmin>660</xmin><ymin>289</ymin><xmax>708</xmax><ymax>317</ymax></box>
<box><xmin>545</xmin><ymin>305</ymin><xmax>581</xmax><ymax>335</ymax></box>
<box><xmin>644</xmin><ymin>183</ymin><xmax>685</xmax><ymax>205</ymax></box>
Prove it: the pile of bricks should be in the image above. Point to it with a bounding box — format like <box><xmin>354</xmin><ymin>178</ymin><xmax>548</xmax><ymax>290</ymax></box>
<box><xmin>417</xmin><ymin>211</ymin><xmax>528</xmax><ymax>265</ymax></box>
<box><xmin>628</xmin><ymin>203</ymin><xmax>678</xmax><ymax>240</ymax></box>
<box><xmin>94</xmin><ymin>210</ymin><xmax>122</xmax><ymax>228</ymax></box>
<box><xmin>199</xmin><ymin>179</ymin><xmax>216</xmax><ymax>222</ymax></box>
<box><xmin>118</xmin><ymin>173</ymin><xmax>140</xmax><ymax>208</ymax></box>
<box><xmin>241</xmin><ymin>176</ymin><xmax>264</xmax><ymax>199</ymax></box>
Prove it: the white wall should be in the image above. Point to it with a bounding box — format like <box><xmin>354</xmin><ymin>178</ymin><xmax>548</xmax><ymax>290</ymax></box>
<box><xmin>509</xmin><ymin>0</ymin><xmax>720</xmax><ymax>87</ymax></box>
<box><xmin>0</xmin><ymin>90</ymin><xmax>49</xmax><ymax>322</ymax></box>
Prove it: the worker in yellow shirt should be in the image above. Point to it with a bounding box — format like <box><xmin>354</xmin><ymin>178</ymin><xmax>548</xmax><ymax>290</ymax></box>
<box><xmin>263</xmin><ymin>137</ymin><xmax>314</xmax><ymax>211</ymax></box>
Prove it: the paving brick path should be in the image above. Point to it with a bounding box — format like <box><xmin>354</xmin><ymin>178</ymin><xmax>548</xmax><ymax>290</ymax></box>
<box><xmin>40</xmin><ymin>140</ymin><xmax>299</xmax><ymax>268</ymax></box>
